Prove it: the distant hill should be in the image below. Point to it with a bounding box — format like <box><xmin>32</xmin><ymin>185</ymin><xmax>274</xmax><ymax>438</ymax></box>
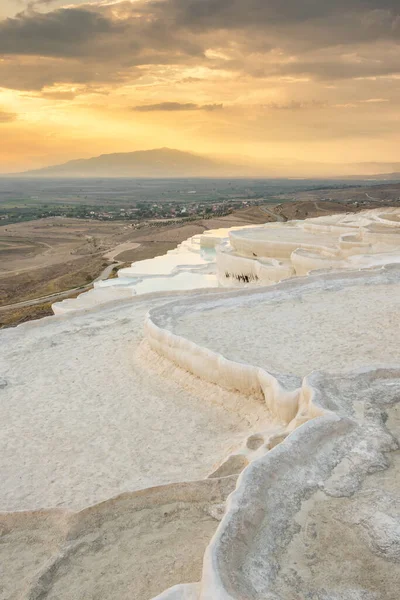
<box><xmin>9</xmin><ymin>148</ymin><xmax>400</xmax><ymax>179</ymax></box>
<box><xmin>14</xmin><ymin>148</ymin><xmax>242</xmax><ymax>178</ymax></box>
<box><xmin>351</xmin><ymin>162</ymin><xmax>400</xmax><ymax>175</ymax></box>
<box><xmin>347</xmin><ymin>170</ymin><xmax>400</xmax><ymax>181</ymax></box>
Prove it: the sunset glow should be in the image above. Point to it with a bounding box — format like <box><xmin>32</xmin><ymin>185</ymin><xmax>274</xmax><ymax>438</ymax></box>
<box><xmin>1</xmin><ymin>0</ymin><xmax>400</xmax><ymax>172</ymax></box>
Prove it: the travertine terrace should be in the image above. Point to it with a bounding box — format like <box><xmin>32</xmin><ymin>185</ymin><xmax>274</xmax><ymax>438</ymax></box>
<box><xmin>52</xmin><ymin>207</ymin><xmax>400</xmax><ymax>314</ymax></box>
<box><xmin>217</xmin><ymin>208</ymin><xmax>400</xmax><ymax>286</ymax></box>
<box><xmin>1</xmin><ymin>208</ymin><xmax>400</xmax><ymax>599</ymax></box>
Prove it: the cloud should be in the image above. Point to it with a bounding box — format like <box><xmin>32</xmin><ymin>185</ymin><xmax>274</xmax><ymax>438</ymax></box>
<box><xmin>132</xmin><ymin>102</ymin><xmax>223</xmax><ymax>112</ymax></box>
<box><xmin>24</xmin><ymin>0</ymin><xmax>58</xmax><ymax>10</ymax></box>
<box><xmin>360</xmin><ymin>97</ymin><xmax>389</xmax><ymax>102</ymax></box>
<box><xmin>0</xmin><ymin>0</ymin><xmax>399</xmax><ymax>91</ymax></box>
<box><xmin>0</xmin><ymin>7</ymin><xmax>120</xmax><ymax>57</ymax></box>
<box><xmin>0</xmin><ymin>2</ymin><xmax>206</xmax><ymax>60</ymax></box>
<box><xmin>261</xmin><ymin>100</ymin><xmax>327</xmax><ymax>110</ymax></box>
<box><xmin>1</xmin><ymin>1</ymin><xmax>399</xmax><ymax>57</ymax></box>
<box><xmin>0</xmin><ymin>109</ymin><xmax>17</xmax><ymax>123</ymax></box>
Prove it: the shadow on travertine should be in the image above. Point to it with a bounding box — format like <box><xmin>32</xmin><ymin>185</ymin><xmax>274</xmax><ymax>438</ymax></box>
<box><xmin>155</xmin><ymin>370</ymin><xmax>400</xmax><ymax>600</ymax></box>
<box><xmin>0</xmin><ymin>478</ymin><xmax>236</xmax><ymax>600</ymax></box>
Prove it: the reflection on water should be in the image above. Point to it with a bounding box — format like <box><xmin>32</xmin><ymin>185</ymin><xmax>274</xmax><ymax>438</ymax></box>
<box><xmin>54</xmin><ymin>227</ymin><xmax>249</xmax><ymax>313</ymax></box>
<box><xmin>95</xmin><ymin>231</ymin><xmax>223</xmax><ymax>295</ymax></box>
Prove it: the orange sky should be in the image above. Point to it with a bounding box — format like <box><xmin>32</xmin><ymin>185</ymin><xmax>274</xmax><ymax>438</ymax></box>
<box><xmin>1</xmin><ymin>0</ymin><xmax>400</xmax><ymax>172</ymax></box>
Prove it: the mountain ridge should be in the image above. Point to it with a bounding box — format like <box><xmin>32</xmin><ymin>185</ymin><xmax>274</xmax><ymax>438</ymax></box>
<box><xmin>10</xmin><ymin>148</ymin><xmax>241</xmax><ymax>178</ymax></box>
<box><xmin>5</xmin><ymin>147</ymin><xmax>400</xmax><ymax>179</ymax></box>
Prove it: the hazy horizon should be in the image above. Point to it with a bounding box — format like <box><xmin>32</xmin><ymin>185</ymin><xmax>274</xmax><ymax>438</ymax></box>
<box><xmin>1</xmin><ymin>1</ymin><xmax>400</xmax><ymax>172</ymax></box>
<box><xmin>3</xmin><ymin>147</ymin><xmax>400</xmax><ymax>179</ymax></box>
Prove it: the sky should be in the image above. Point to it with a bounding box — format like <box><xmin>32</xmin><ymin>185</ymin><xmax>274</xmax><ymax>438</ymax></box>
<box><xmin>0</xmin><ymin>0</ymin><xmax>400</xmax><ymax>172</ymax></box>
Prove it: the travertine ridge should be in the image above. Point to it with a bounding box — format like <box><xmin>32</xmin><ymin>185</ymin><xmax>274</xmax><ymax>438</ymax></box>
<box><xmin>1</xmin><ymin>208</ymin><xmax>400</xmax><ymax>599</ymax></box>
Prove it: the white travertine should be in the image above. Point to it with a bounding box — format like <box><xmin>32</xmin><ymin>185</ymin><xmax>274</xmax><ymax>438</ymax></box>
<box><xmin>218</xmin><ymin>207</ymin><xmax>400</xmax><ymax>286</ymax></box>
<box><xmin>1</xmin><ymin>208</ymin><xmax>400</xmax><ymax>600</ymax></box>
<box><xmin>53</xmin><ymin>208</ymin><xmax>400</xmax><ymax>314</ymax></box>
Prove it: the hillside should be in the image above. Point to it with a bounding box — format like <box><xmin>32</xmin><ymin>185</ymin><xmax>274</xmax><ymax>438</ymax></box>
<box><xmin>15</xmin><ymin>148</ymin><xmax>240</xmax><ymax>178</ymax></box>
<box><xmin>10</xmin><ymin>148</ymin><xmax>400</xmax><ymax>179</ymax></box>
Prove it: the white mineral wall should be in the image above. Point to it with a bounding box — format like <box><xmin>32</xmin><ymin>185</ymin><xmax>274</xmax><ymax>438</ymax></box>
<box><xmin>199</xmin><ymin>412</ymin><xmax>353</xmax><ymax>600</ymax></box>
<box><xmin>145</xmin><ymin>303</ymin><xmax>320</xmax><ymax>426</ymax></box>
<box><xmin>376</xmin><ymin>213</ymin><xmax>400</xmax><ymax>225</ymax></box>
<box><xmin>229</xmin><ymin>227</ymin><xmax>337</xmax><ymax>259</ymax></box>
<box><xmin>338</xmin><ymin>232</ymin><xmax>370</xmax><ymax>250</ymax></box>
<box><xmin>200</xmin><ymin>226</ymin><xmax>262</xmax><ymax>249</ymax></box>
<box><xmin>213</xmin><ymin>208</ymin><xmax>400</xmax><ymax>283</ymax></box>
<box><xmin>155</xmin><ymin>365</ymin><xmax>400</xmax><ymax>600</ymax></box>
<box><xmin>52</xmin><ymin>208</ymin><xmax>400</xmax><ymax>316</ymax></box>
<box><xmin>361</xmin><ymin>228</ymin><xmax>400</xmax><ymax>247</ymax></box>
<box><xmin>302</xmin><ymin>221</ymin><xmax>357</xmax><ymax>234</ymax></box>
<box><xmin>216</xmin><ymin>246</ymin><xmax>294</xmax><ymax>286</ymax></box>
<box><xmin>290</xmin><ymin>248</ymin><xmax>347</xmax><ymax>276</ymax></box>
<box><xmin>52</xmin><ymin>286</ymin><xmax>134</xmax><ymax>315</ymax></box>
<box><xmin>199</xmin><ymin>367</ymin><xmax>400</xmax><ymax>599</ymax></box>
<box><xmin>150</xmin><ymin>261</ymin><xmax>400</xmax><ymax>600</ymax></box>
<box><xmin>145</xmin><ymin>267</ymin><xmax>385</xmax><ymax>429</ymax></box>
<box><xmin>52</xmin><ymin>227</ymin><xmax>233</xmax><ymax>315</ymax></box>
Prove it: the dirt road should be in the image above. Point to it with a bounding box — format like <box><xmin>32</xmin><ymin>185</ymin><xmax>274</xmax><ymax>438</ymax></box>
<box><xmin>260</xmin><ymin>205</ymin><xmax>285</xmax><ymax>222</ymax></box>
<box><xmin>0</xmin><ymin>262</ymin><xmax>117</xmax><ymax>312</ymax></box>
